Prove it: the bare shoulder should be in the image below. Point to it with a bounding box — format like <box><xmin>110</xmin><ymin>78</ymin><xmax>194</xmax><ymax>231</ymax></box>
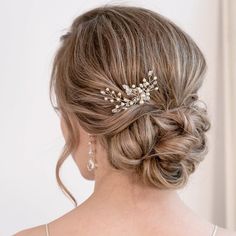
<box><xmin>12</xmin><ymin>205</ymin><xmax>85</xmax><ymax>236</ymax></box>
<box><xmin>13</xmin><ymin>224</ymin><xmax>46</xmax><ymax>236</ymax></box>
<box><xmin>217</xmin><ymin>226</ymin><xmax>236</xmax><ymax>236</ymax></box>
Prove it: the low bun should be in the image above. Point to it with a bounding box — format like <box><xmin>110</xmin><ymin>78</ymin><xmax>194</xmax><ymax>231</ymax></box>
<box><xmin>107</xmin><ymin>102</ymin><xmax>211</xmax><ymax>189</ymax></box>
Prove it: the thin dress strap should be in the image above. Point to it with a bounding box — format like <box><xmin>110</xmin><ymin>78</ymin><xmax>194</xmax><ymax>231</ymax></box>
<box><xmin>211</xmin><ymin>224</ymin><xmax>218</xmax><ymax>236</ymax></box>
<box><xmin>45</xmin><ymin>223</ymin><xmax>49</xmax><ymax>236</ymax></box>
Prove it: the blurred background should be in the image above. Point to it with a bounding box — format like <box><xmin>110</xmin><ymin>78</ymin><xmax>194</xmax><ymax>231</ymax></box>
<box><xmin>0</xmin><ymin>0</ymin><xmax>235</xmax><ymax>235</ymax></box>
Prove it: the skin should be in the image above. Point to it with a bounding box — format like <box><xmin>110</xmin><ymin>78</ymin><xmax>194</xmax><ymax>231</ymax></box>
<box><xmin>14</xmin><ymin>117</ymin><xmax>236</xmax><ymax>236</ymax></box>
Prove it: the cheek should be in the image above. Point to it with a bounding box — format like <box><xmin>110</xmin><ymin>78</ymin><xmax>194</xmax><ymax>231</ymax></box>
<box><xmin>60</xmin><ymin>117</ymin><xmax>68</xmax><ymax>141</ymax></box>
<box><xmin>71</xmin><ymin>131</ymin><xmax>88</xmax><ymax>163</ymax></box>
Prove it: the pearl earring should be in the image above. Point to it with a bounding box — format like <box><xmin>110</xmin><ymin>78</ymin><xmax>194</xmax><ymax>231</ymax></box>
<box><xmin>87</xmin><ymin>133</ymin><xmax>98</xmax><ymax>171</ymax></box>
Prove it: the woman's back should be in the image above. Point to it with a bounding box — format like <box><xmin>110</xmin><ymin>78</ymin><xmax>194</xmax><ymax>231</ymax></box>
<box><xmin>14</xmin><ymin>193</ymin><xmax>236</xmax><ymax>236</ymax></box>
<box><xmin>15</xmin><ymin>212</ymin><xmax>234</xmax><ymax>236</ymax></box>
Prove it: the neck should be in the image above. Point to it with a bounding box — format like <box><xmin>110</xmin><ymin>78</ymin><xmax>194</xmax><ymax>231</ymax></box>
<box><xmin>89</xmin><ymin>167</ymin><xmax>186</xmax><ymax>214</ymax></box>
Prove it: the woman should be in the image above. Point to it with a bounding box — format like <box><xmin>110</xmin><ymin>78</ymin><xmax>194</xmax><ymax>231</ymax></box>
<box><xmin>14</xmin><ymin>4</ymin><xmax>236</xmax><ymax>236</ymax></box>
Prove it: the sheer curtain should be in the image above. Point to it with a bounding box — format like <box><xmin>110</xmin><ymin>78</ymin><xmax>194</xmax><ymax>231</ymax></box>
<box><xmin>221</xmin><ymin>0</ymin><xmax>236</xmax><ymax>229</ymax></box>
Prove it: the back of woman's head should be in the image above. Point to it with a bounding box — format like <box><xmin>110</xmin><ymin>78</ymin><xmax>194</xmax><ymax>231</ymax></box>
<box><xmin>50</xmin><ymin>4</ymin><xmax>210</xmax><ymax>205</ymax></box>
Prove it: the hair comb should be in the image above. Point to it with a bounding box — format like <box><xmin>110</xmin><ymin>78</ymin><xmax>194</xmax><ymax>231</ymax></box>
<box><xmin>100</xmin><ymin>70</ymin><xmax>159</xmax><ymax>113</ymax></box>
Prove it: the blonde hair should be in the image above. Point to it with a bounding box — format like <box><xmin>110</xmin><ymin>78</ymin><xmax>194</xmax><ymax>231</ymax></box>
<box><xmin>50</xmin><ymin>5</ymin><xmax>210</xmax><ymax>206</ymax></box>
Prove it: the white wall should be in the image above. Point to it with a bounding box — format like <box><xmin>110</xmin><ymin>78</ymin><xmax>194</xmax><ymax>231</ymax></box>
<box><xmin>0</xmin><ymin>0</ymin><xmax>223</xmax><ymax>235</ymax></box>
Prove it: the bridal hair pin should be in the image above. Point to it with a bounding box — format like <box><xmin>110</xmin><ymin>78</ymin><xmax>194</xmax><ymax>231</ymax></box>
<box><xmin>100</xmin><ymin>70</ymin><xmax>159</xmax><ymax>113</ymax></box>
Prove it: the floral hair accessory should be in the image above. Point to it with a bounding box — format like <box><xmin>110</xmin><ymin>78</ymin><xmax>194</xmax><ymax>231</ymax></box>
<box><xmin>100</xmin><ymin>70</ymin><xmax>159</xmax><ymax>113</ymax></box>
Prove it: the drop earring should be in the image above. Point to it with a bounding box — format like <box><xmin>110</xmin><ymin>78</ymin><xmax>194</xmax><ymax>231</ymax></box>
<box><xmin>87</xmin><ymin>133</ymin><xmax>98</xmax><ymax>171</ymax></box>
